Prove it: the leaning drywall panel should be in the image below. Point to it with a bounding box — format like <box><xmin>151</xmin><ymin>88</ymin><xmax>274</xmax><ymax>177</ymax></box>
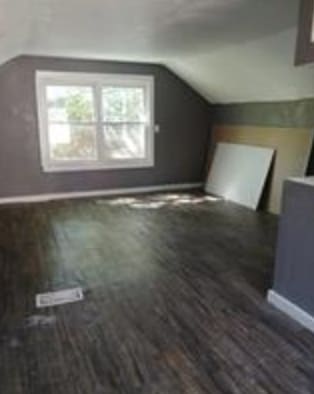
<box><xmin>205</xmin><ymin>143</ymin><xmax>274</xmax><ymax>210</ymax></box>
<box><xmin>211</xmin><ymin>126</ymin><xmax>314</xmax><ymax>214</ymax></box>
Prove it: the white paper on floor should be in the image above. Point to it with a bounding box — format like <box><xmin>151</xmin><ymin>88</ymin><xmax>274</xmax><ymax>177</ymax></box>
<box><xmin>205</xmin><ymin>143</ymin><xmax>274</xmax><ymax>210</ymax></box>
<box><xmin>36</xmin><ymin>287</ymin><xmax>84</xmax><ymax>308</ymax></box>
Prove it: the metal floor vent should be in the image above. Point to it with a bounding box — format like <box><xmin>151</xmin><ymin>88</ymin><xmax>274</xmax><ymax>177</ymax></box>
<box><xmin>36</xmin><ymin>287</ymin><xmax>84</xmax><ymax>308</ymax></box>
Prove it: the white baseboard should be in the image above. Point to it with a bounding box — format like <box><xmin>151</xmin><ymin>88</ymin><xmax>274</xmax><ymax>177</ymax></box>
<box><xmin>0</xmin><ymin>182</ymin><xmax>203</xmax><ymax>205</ymax></box>
<box><xmin>267</xmin><ymin>290</ymin><xmax>314</xmax><ymax>333</ymax></box>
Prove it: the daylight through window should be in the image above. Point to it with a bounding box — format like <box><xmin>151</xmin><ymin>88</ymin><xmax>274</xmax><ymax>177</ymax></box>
<box><xmin>36</xmin><ymin>72</ymin><xmax>154</xmax><ymax>172</ymax></box>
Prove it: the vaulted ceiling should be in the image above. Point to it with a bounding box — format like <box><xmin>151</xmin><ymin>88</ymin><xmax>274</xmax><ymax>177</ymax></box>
<box><xmin>1</xmin><ymin>0</ymin><xmax>314</xmax><ymax>103</ymax></box>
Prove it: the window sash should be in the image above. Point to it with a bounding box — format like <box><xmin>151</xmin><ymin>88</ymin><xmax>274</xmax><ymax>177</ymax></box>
<box><xmin>36</xmin><ymin>71</ymin><xmax>155</xmax><ymax>172</ymax></box>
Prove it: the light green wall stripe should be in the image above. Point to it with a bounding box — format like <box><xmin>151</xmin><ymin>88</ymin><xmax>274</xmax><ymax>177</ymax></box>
<box><xmin>213</xmin><ymin>98</ymin><xmax>314</xmax><ymax>128</ymax></box>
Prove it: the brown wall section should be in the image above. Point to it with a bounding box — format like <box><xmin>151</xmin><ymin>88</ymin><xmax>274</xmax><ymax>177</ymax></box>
<box><xmin>0</xmin><ymin>56</ymin><xmax>211</xmax><ymax>198</ymax></box>
<box><xmin>295</xmin><ymin>0</ymin><xmax>314</xmax><ymax>66</ymax></box>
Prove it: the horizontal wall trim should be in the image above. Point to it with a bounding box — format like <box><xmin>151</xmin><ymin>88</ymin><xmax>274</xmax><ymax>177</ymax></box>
<box><xmin>267</xmin><ymin>290</ymin><xmax>314</xmax><ymax>333</ymax></box>
<box><xmin>0</xmin><ymin>183</ymin><xmax>203</xmax><ymax>205</ymax></box>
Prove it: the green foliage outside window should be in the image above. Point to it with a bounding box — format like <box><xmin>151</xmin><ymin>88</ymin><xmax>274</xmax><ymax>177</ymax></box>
<box><xmin>50</xmin><ymin>87</ymin><xmax>145</xmax><ymax>160</ymax></box>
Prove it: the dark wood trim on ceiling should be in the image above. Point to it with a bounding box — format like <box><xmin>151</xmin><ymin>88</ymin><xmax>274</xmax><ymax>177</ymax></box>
<box><xmin>295</xmin><ymin>0</ymin><xmax>314</xmax><ymax>65</ymax></box>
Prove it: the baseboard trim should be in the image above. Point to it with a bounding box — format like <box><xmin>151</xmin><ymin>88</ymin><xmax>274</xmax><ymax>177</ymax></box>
<box><xmin>0</xmin><ymin>183</ymin><xmax>203</xmax><ymax>205</ymax></box>
<box><xmin>267</xmin><ymin>290</ymin><xmax>314</xmax><ymax>333</ymax></box>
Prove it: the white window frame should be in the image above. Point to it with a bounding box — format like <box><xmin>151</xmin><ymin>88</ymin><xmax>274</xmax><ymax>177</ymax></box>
<box><xmin>36</xmin><ymin>71</ymin><xmax>155</xmax><ymax>172</ymax></box>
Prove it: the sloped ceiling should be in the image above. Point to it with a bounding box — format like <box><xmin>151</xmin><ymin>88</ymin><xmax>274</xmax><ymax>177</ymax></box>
<box><xmin>1</xmin><ymin>0</ymin><xmax>314</xmax><ymax>103</ymax></box>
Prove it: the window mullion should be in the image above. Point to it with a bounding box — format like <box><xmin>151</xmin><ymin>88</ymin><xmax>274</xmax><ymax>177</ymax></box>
<box><xmin>94</xmin><ymin>83</ymin><xmax>105</xmax><ymax>164</ymax></box>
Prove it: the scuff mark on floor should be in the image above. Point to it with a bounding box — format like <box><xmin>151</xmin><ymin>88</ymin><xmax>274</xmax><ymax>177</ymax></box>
<box><xmin>24</xmin><ymin>315</ymin><xmax>57</xmax><ymax>328</ymax></box>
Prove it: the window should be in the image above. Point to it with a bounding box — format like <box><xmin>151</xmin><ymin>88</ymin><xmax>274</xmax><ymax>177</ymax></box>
<box><xmin>295</xmin><ymin>0</ymin><xmax>314</xmax><ymax>65</ymax></box>
<box><xmin>36</xmin><ymin>71</ymin><xmax>155</xmax><ymax>172</ymax></box>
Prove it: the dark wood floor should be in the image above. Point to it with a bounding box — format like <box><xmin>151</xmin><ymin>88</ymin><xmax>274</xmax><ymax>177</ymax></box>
<box><xmin>0</xmin><ymin>192</ymin><xmax>314</xmax><ymax>394</ymax></box>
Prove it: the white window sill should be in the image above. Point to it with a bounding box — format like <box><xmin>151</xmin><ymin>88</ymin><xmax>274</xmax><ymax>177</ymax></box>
<box><xmin>41</xmin><ymin>160</ymin><xmax>154</xmax><ymax>173</ymax></box>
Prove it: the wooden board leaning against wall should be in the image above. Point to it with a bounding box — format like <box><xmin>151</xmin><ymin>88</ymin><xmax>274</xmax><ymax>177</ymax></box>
<box><xmin>210</xmin><ymin>125</ymin><xmax>314</xmax><ymax>214</ymax></box>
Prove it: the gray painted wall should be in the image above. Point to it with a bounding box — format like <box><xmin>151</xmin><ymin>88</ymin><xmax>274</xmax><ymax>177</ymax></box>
<box><xmin>273</xmin><ymin>179</ymin><xmax>314</xmax><ymax>316</ymax></box>
<box><xmin>0</xmin><ymin>56</ymin><xmax>211</xmax><ymax>198</ymax></box>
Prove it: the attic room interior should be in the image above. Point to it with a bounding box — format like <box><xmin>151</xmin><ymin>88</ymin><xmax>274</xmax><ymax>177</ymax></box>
<box><xmin>1</xmin><ymin>0</ymin><xmax>314</xmax><ymax>392</ymax></box>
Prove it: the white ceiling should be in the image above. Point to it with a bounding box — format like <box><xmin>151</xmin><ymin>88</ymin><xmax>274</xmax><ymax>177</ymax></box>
<box><xmin>1</xmin><ymin>0</ymin><xmax>314</xmax><ymax>103</ymax></box>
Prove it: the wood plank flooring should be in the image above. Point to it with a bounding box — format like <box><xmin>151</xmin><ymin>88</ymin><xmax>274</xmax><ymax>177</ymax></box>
<box><xmin>0</xmin><ymin>192</ymin><xmax>314</xmax><ymax>393</ymax></box>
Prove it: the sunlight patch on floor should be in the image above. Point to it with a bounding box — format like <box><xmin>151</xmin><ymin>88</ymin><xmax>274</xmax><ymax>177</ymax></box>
<box><xmin>96</xmin><ymin>193</ymin><xmax>221</xmax><ymax>210</ymax></box>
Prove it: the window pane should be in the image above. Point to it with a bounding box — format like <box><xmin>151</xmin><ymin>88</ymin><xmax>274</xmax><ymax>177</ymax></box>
<box><xmin>48</xmin><ymin>123</ymin><xmax>97</xmax><ymax>160</ymax></box>
<box><xmin>102</xmin><ymin>87</ymin><xmax>146</xmax><ymax>122</ymax></box>
<box><xmin>103</xmin><ymin>124</ymin><xmax>146</xmax><ymax>159</ymax></box>
<box><xmin>46</xmin><ymin>86</ymin><xmax>95</xmax><ymax>122</ymax></box>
